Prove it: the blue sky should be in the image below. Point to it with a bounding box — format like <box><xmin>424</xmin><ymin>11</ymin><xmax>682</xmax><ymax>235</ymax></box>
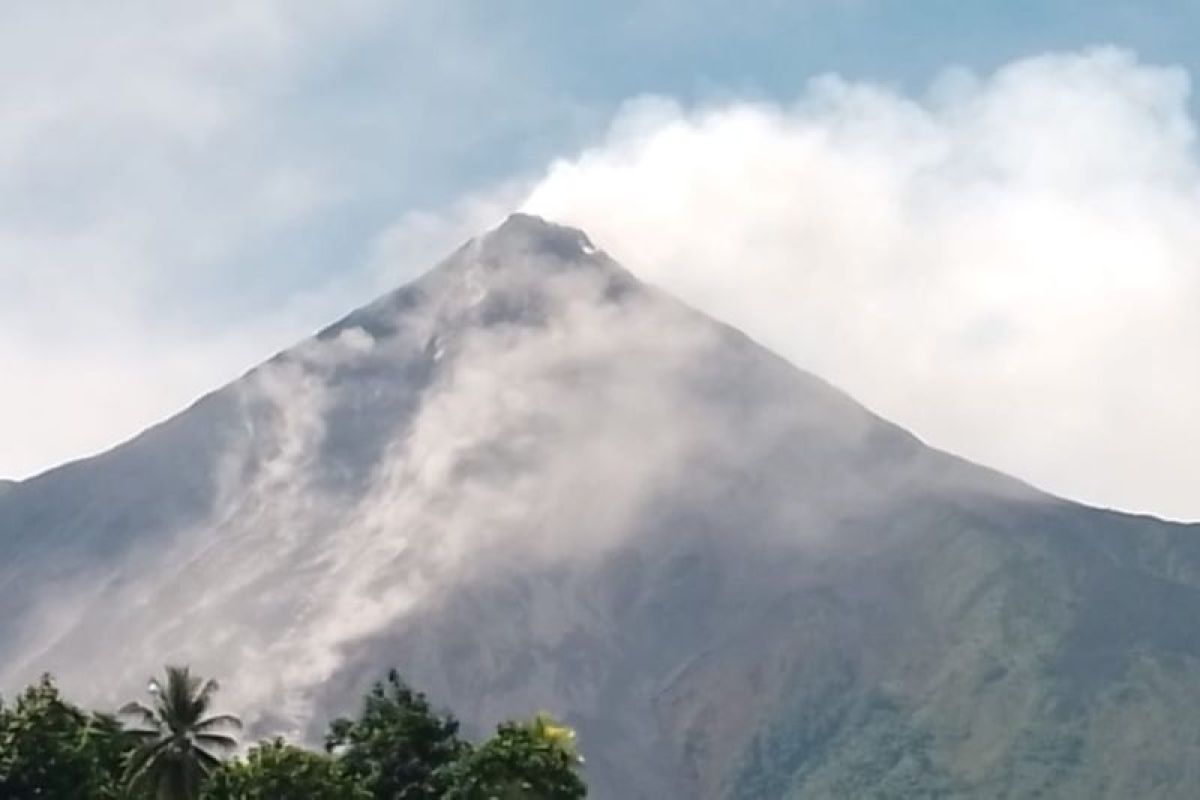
<box><xmin>3</xmin><ymin>1</ymin><xmax>1199</xmax><ymax>520</ymax></box>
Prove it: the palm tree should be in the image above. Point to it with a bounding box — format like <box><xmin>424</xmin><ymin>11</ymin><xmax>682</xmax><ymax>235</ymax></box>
<box><xmin>119</xmin><ymin>666</ymin><xmax>241</xmax><ymax>799</ymax></box>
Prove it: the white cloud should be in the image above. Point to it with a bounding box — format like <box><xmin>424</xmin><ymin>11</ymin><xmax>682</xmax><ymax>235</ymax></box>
<box><xmin>522</xmin><ymin>47</ymin><xmax>1200</xmax><ymax>521</ymax></box>
<box><xmin>0</xmin><ymin>1</ymin><xmax>381</xmax><ymax>478</ymax></box>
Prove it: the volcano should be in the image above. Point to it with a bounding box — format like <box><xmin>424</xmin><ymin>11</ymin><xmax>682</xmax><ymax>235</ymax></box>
<box><xmin>2</xmin><ymin>214</ymin><xmax>1199</xmax><ymax>798</ymax></box>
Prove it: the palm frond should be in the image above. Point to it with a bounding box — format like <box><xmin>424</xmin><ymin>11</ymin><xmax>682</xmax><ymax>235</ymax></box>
<box><xmin>162</xmin><ymin>665</ymin><xmax>203</xmax><ymax>727</ymax></box>
<box><xmin>194</xmin><ymin>731</ymin><xmax>239</xmax><ymax>751</ymax></box>
<box><xmin>193</xmin><ymin>744</ymin><xmax>224</xmax><ymax>774</ymax></box>
<box><xmin>120</xmin><ymin>666</ymin><xmax>238</xmax><ymax>799</ymax></box>
<box><xmin>194</xmin><ymin>678</ymin><xmax>220</xmax><ymax>720</ymax></box>
<box><xmin>123</xmin><ymin>736</ymin><xmax>173</xmax><ymax>782</ymax></box>
<box><xmin>195</xmin><ymin>713</ymin><xmax>242</xmax><ymax>732</ymax></box>
<box><xmin>118</xmin><ymin>700</ymin><xmax>160</xmax><ymax>728</ymax></box>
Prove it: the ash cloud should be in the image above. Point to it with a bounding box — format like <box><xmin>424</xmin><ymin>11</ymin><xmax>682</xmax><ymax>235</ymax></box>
<box><xmin>517</xmin><ymin>48</ymin><xmax>1200</xmax><ymax>522</ymax></box>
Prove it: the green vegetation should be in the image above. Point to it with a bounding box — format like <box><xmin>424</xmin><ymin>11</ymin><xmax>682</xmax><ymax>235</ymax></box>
<box><xmin>325</xmin><ymin>669</ymin><xmax>468</xmax><ymax>798</ymax></box>
<box><xmin>121</xmin><ymin>666</ymin><xmax>243</xmax><ymax>799</ymax></box>
<box><xmin>204</xmin><ymin>740</ymin><xmax>368</xmax><ymax>800</ymax></box>
<box><xmin>0</xmin><ymin>676</ymin><xmax>129</xmax><ymax>799</ymax></box>
<box><xmin>441</xmin><ymin>715</ymin><xmax>586</xmax><ymax>799</ymax></box>
<box><xmin>0</xmin><ymin>669</ymin><xmax>585</xmax><ymax>799</ymax></box>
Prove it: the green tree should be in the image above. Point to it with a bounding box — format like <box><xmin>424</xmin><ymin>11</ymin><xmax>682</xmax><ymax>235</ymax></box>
<box><xmin>202</xmin><ymin>738</ymin><xmax>369</xmax><ymax>800</ymax></box>
<box><xmin>120</xmin><ymin>666</ymin><xmax>241</xmax><ymax>800</ymax></box>
<box><xmin>325</xmin><ymin>669</ymin><xmax>467</xmax><ymax>799</ymax></box>
<box><xmin>443</xmin><ymin>713</ymin><xmax>586</xmax><ymax>799</ymax></box>
<box><xmin>0</xmin><ymin>675</ymin><xmax>131</xmax><ymax>799</ymax></box>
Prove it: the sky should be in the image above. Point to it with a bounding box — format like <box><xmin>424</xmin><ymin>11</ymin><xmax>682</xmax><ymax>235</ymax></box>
<box><xmin>2</xmin><ymin>0</ymin><xmax>1198</xmax><ymax>521</ymax></box>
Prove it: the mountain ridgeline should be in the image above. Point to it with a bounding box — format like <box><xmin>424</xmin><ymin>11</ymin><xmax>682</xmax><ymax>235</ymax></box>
<box><xmin>2</xmin><ymin>214</ymin><xmax>1199</xmax><ymax>798</ymax></box>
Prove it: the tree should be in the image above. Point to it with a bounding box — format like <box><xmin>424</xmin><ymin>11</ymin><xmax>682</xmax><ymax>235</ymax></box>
<box><xmin>0</xmin><ymin>675</ymin><xmax>131</xmax><ymax>799</ymax></box>
<box><xmin>202</xmin><ymin>739</ymin><xmax>369</xmax><ymax>800</ymax></box>
<box><xmin>443</xmin><ymin>713</ymin><xmax>587</xmax><ymax>799</ymax></box>
<box><xmin>2</xmin><ymin>667</ymin><xmax>589</xmax><ymax>799</ymax></box>
<box><xmin>120</xmin><ymin>666</ymin><xmax>241</xmax><ymax>800</ymax></box>
<box><xmin>325</xmin><ymin>669</ymin><xmax>468</xmax><ymax>799</ymax></box>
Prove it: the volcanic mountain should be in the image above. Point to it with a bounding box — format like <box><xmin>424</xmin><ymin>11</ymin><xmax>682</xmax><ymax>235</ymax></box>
<box><xmin>2</xmin><ymin>214</ymin><xmax>1199</xmax><ymax>798</ymax></box>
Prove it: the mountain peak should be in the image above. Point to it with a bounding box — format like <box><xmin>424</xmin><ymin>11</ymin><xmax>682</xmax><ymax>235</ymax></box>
<box><xmin>483</xmin><ymin>213</ymin><xmax>600</xmax><ymax>262</ymax></box>
<box><xmin>447</xmin><ymin>212</ymin><xmax>610</xmax><ymax>282</ymax></box>
<box><xmin>316</xmin><ymin>214</ymin><xmax>624</xmax><ymax>344</ymax></box>
<box><xmin>401</xmin><ymin>212</ymin><xmax>640</xmax><ymax>335</ymax></box>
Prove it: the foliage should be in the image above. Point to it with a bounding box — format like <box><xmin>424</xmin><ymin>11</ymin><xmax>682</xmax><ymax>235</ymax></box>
<box><xmin>0</xmin><ymin>668</ymin><xmax>587</xmax><ymax>799</ymax></box>
<box><xmin>325</xmin><ymin>669</ymin><xmax>468</xmax><ymax>799</ymax></box>
<box><xmin>120</xmin><ymin>665</ymin><xmax>242</xmax><ymax>800</ymax></box>
<box><xmin>443</xmin><ymin>713</ymin><xmax>586</xmax><ymax>799</ymax></box>
<box><xmin>202</xmin><ymin>739</ymin><xmax>369</xmax><ymax>800</ymax></box>
<box><xmin>0</xmin><ymin>675</ymin><xmax>131</xmax><ymax>799</ymax></box>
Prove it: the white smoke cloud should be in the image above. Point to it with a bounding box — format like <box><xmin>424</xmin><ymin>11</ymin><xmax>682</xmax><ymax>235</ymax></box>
<box><xmin>518</xmin><ymin>47</ymin><xmax>1200</xmax><ymax>522</ymax></box>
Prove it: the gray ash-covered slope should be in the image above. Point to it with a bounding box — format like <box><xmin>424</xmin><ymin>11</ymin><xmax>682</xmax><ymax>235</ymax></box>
<box><xmin>3</xmin><ymin>214</ymin><xmax>1200</xmax><ymax>798</ymax></box>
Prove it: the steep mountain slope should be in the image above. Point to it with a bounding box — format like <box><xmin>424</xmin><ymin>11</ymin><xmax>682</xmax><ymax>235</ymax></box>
<box><xmin>1</xmin><ymin>214</ymin><xmax>1199</xmax><ymax>798</ymax></box>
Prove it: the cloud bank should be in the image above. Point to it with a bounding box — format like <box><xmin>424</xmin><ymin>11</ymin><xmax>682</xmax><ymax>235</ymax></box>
<box><xmin>517</xmin><ymin>47</ymin><xmax>1200</xmax><ymax>521</ymax></box>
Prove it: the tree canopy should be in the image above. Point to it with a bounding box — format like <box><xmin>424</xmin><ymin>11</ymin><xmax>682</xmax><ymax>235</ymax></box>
<box><xmin>0</xmin><ymin>669</ymin><xmax>587</xmax><ymax>798</ymax></box>
<box><xmin>203</xmin><ymin>739</ymin><xmax>369</xmax><ymax>800</ymax></box>
<box><xmin>0</xmin><ymin>675</ymin><xmax>131</xmax><ymax>799</ymax></box>
<box><xmin>120</xmin><ymin>665</ymin><xmax>243</xmax><ymax>800</ymax></box>
<box><xmin>326</xmin><ymin>668</ymin><xmax>468</xmax><ymax>799</ymax></box>
<box><xmin>442</xmin><ymin>714</ymin><xmax>586</xmax><ymax>799</ymax></box>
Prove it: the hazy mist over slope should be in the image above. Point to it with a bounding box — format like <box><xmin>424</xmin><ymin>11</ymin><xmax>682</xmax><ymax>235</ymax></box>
<box><xmin>2</xmin><ymin>216</ymin><xmax>1199</xmax><ymax>798</ymax></box>
<box><xmin>0</xmin><ymin>215</ymin><xmax>935</xmax><ymax>716</ymax></box>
